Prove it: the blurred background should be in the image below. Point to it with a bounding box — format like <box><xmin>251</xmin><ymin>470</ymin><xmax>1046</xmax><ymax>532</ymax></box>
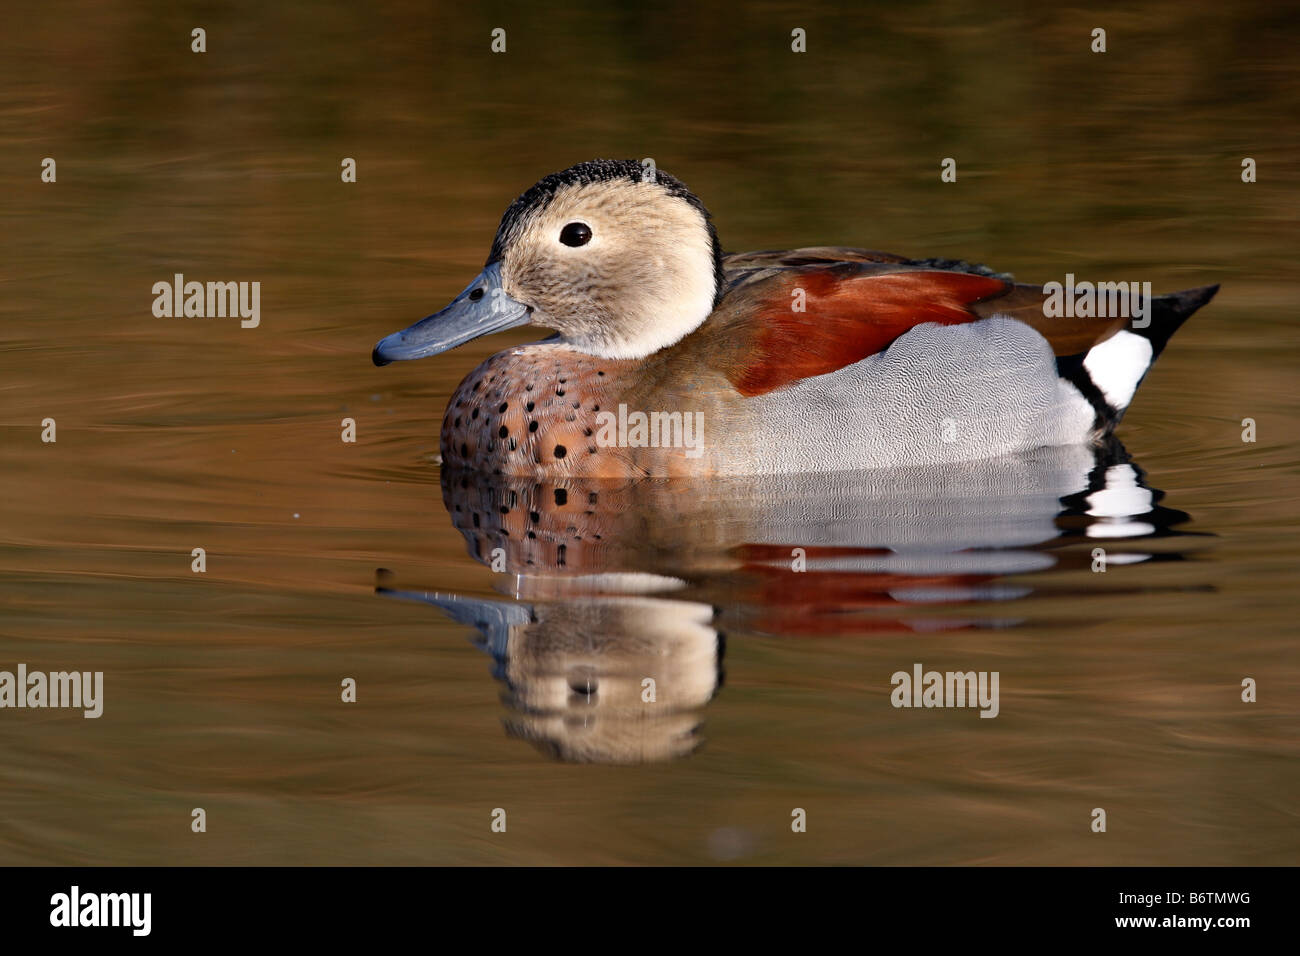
<box><xmin>0</xmin><ymin>0</ymin><xmax>1297</xmax><ymax>864</ymax></box>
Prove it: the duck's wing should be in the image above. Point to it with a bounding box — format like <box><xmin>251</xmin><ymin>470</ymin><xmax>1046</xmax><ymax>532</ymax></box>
<box><xmin>706</xmin><ymin>250</ymin><xmax>1128</xmax><ymax>397</ymax></box>
<box><xmin>721</xmin><ymin>247</ymin><xmax>912</xmax><ymax>271</ymax></box>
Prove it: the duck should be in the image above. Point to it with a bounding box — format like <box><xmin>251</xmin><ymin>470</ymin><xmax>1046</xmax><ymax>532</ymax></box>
<box><xmin>373</xmin><ymin>159</ymin><xmax>1217</xmax><ymax>477</ymax></box>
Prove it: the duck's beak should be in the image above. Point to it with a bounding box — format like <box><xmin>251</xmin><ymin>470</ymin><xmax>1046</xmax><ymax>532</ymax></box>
<box><xmin>372</xmin><ymin>262</ymin><xmax>531</xmax><ymax>366</ymax></box>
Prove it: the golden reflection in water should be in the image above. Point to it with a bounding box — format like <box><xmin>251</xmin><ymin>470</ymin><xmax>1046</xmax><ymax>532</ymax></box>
<box><xmin>1</xmin><ymin>0</ymin><xmax>1297</xmax><ymax>864</ymax></box>
<box><xmin>378</xmin><ymin>444</ymin><xmax>1200</xmax><ymax>765</ymax></box>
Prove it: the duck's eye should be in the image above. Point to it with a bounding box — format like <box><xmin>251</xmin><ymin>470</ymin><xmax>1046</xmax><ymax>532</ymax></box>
<box><xmin>559</xmin><ymin>222</ymin><xmax>592</xmax><ymax>247</ymax></box>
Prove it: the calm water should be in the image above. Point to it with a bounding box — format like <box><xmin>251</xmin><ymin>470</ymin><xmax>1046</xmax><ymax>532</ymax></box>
<box><xmin>1</xmin><ymin>1</ymin><xmax>1297</xmax><ymax>864</ymax></box>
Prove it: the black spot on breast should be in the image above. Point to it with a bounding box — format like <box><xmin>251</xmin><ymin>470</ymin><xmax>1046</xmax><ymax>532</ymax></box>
<box><xmin>554</xmin><ymin>488</ymin><xmax>567</xmax><ymax>506</ymax></box>
<box><xmin>554</xmin><ymin>445</ymin><xmax>567</xmax><ymax>459</ymax></box>
<box><xmin>498</xmin><ymin>426</ymin><xmax>509</xmax><ymax>438</ymax></box>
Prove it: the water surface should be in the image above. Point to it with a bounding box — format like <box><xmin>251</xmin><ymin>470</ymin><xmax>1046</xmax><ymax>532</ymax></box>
<box><xmin>1</xmin><ymin>1</ymin><xmax>1297</xmax><ymax>865</ymax></box>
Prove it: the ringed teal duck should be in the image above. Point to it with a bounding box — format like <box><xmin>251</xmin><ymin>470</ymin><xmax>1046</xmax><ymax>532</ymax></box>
<box><xmin>373</xmin><ymin>159</ymin><xmax>1217</xmax><ymax>476</ymax></box>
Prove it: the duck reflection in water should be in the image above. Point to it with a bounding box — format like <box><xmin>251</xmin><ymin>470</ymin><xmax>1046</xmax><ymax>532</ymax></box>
<box><xmin>378</xmin><ymin>438</ymin><xmax>1204</xmax><ymax>764</ymax></box>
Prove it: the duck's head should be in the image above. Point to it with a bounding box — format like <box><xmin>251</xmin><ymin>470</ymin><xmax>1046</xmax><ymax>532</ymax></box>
<box><xmin>373</xmin><ymin>159</ymin><xmax>724</xmax><ymax>365</ymax></box>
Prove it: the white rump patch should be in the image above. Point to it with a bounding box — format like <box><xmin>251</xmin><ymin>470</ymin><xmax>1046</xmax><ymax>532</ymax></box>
<box><xmin>1083</xmin><ymin>330</ymin><xmax>1153</xmax><ymax>410</ymax></box>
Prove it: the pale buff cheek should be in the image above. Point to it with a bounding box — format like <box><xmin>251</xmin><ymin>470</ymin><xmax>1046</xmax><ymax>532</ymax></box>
<box><xmin>508</xmin><ymin>258</ymin><xmax>567</xmax><ymax>320</ymax></box>
<box><xmin>508</xmin><ymin>252</ymin><xmax>612</xmax><ymax>333</ymax></box>
<box><xmin>508</xmin><ymin>243</ymin><xmax>712</xmax><ymax>357</ymax></box>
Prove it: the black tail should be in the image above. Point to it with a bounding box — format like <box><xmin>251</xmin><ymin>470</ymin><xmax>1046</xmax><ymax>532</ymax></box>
<box><xmin>1133</xmin><ymin>283</ymin><xmax>1219</xmax><ymax>358</ymax></box>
